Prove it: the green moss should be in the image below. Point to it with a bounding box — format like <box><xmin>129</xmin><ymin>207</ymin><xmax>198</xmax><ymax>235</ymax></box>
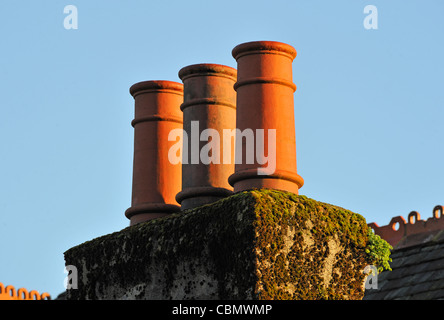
<box><xmin>64</xmin><ymin>188</ymin><xmax>380</xmax><ymax>300</ymax></box>
<box><xmin>249</xmin><ymin>189</ymin><xmax>372</xmax><ymax>300</ymax></box>
<box><xmin>365</xmin><ymin>229</ymin><xmax>393</xmax><ymax>273</ymax></box>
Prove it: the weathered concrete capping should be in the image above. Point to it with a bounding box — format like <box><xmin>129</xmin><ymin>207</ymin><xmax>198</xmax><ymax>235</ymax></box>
<box><xmin>65</xmin><ymin>189</ymin><xmax>371</xmax><ymax>300</ymax></box>
<box><xmin>176</xmin><ymin>64</ymin><xmax>237</xmax><ymax>211</ymax></box>
<box><xmin>125</xmin><ymin>80</ymin><xmax>183</xmax><ymax>226</ymax></box>
<box><xmin>229</xmin><ymin>41</ymin><xmax>304</xmax><ymax>194</ymax></box>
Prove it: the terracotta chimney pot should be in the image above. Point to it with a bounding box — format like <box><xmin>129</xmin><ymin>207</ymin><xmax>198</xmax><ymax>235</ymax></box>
<box><xmin>176</xmin><ymin>64</ymin><xmax>237</xmax><ymax>210</ymax></box>
<box><xmin>125</xmin><ymin>80</ymin><xmax>183</xmax><ymax>225</ymax></box>
<box><xmin>228</xmin><ymin>41</ymin><xmax>304</xmax><ymax>194</ymax></box>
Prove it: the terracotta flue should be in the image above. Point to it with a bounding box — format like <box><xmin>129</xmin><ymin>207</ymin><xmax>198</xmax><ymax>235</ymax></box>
<box><xmin>228</xmin><ymin>41</ymin><xmax>304</xmax><ymax>194</ymax></box>
<box><xmin>175</xmin><ymin>64</ymin><xmax>237</xmax><ymax>210</ymax></box>
<box><xmin>125</xmin><ymin>80</ymin><xmax>183</xmax><ymax>225</ymax></box>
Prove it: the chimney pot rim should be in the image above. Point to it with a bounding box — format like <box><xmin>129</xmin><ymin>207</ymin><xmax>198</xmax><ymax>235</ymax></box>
<box><xmin>129</xmin><ymin>80</ymin><xmax>183</xmax><ymax>97</ymax></box>
<box><xmin>178</xmin><ymin>63</ymin><xmax>237</xmax><ymax>81</ymax></box>
<box><xmin>232</xmin><ymin>40</ymin><xmax>297</xmax><ymax>60</ymax></box>
<box><xmin>228</xmin><ymin>169</ymin><xmax>304</xmax><ymax>188</ymax></box>
<box><xmin>175</xmin><ymin>187</ymin><xmax>234</xmax><ymax>204</ymax></box>
<box><xmin>125</xmin><ymin>203</ymin><xmax>180</xmax><ymax>219</ymax></box>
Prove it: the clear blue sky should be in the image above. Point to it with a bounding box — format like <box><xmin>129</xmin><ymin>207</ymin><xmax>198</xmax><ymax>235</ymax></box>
<box><xmin>1</xmin><ymin>0</ymin><xmax>443</xmax><ymax>298</ymax></box>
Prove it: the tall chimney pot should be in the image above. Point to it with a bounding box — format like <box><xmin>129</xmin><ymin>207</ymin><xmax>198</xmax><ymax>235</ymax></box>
<box><xmin>228</xmin><ymin>41</ymin><xmax>304</xmax><ymax>194</ymax></box>
<box><xmin>176</xmin><ymin>64</ymin><xmax>237</xmax><ymax>210</ymax></box>
<box><xmin>125</xmin><ymin>80</ymin><xmax>183</xmax><ymax>225</ymax></box>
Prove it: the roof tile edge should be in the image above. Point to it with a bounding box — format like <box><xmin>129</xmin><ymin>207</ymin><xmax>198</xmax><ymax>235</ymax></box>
<box><xmin>368</xmin><ymin>205</ymin><xmax>444</xmax><ymax>249</ymax></box>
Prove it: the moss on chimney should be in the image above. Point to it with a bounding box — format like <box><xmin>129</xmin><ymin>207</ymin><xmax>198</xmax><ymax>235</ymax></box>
<box><xmin>64</xmin><ymin>189</ymin><xmax>383</xmax><ymax>300</ymax></box>
<box><xmin>250</xmin><ymin>189</ymin><xmax>372</xmax><ymax>299</ymax></box>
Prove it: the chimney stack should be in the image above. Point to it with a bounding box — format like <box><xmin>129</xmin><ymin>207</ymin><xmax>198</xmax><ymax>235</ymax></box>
<box><xmin>125</xmin><ymin>80</ymin><xmax>183</xmax><ymax>225</ymax></box>
<box><xmin>228</xmin><ymin>41</ymin><xmax>304</xmax><ymax>194</ymax></box>
<box><xmin>175</xmin><ymin>64</ymin><xmax>237</xmax><ymax>210</ymax></box>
